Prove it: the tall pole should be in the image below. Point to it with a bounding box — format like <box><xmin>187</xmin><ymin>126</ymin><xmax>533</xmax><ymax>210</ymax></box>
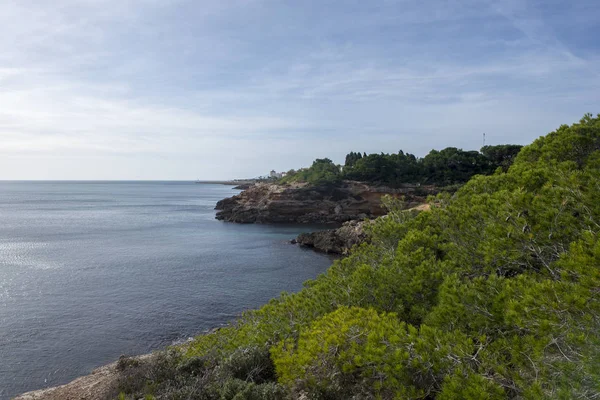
<box><xmin>483</xmin><ymin>132</ymin><xmax>486</xmax><ymax>147</ymax></box>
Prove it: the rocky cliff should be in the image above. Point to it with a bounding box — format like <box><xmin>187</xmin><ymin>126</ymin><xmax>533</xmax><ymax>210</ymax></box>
<box><xmin>215</xmin><ymin>181</ymin><xmax>429</xmax><ymax>224</ymax></box>
<box><xmin>292</xmin><ymin>220</ymin><xmax>370</xmax><ymax>254</ymax></box>
<box><xmin>293</xmin><ymin>204</ymin><xmax>432</xmax><ymax>254</ymax></box>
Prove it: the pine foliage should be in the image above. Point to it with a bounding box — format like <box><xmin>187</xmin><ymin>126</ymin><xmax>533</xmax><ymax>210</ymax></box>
<box><xmin>119</xmin><ymin>115</ymin><xmax>600</xmax><ymax>399</ymax></box>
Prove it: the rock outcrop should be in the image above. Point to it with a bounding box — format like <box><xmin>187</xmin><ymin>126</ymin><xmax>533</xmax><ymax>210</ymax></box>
<box><xmin>215</xmin><ymin>181</ymin><xmax>430</xmax><ymax>224</ymax></box>
<box><xmin>293</xmin><ymin>220</ymin><xmax>370</xmax><ymax>254</ymax></box>
<box><xmin>14</xmin><ymin>354</ymin><xmax>153</xmax><ymax>400</ymax></box>
<box><xmin>232</xmin><ymin>183</ymin><xmax>253</xmax><ymax>190</ymax></box>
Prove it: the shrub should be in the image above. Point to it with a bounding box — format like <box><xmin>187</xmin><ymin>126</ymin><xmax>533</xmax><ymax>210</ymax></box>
<box><xmin>126</xmin><ymin>114</ymin><xmax>600</xmax><ymax>398</ymax></box>
<box><xmin>272</xmin><ymin>307</ymin><xmax>473</xmax><ymax>399</ymax></box>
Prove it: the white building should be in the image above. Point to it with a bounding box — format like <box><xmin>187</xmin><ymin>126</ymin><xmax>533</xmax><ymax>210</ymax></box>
<box><xmin>269</xmin><ymin>170</ymin><xmax>287</xmax><ymax>179</ymax></box>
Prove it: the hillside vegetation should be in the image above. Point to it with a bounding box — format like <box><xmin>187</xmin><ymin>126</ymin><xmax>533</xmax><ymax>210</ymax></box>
<box><xmin>115</xmin><ymin>115</ymin><xmax>600</xmax><ymax>399</ymax></box>
<box><xmin>280</xmin><ymin>144</ymin><xmax>522</xmax><ymax>187</ymax></box>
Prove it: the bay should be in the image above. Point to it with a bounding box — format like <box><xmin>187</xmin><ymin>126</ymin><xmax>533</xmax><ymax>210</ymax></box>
<box><xmin>0</xmin><ymin>181</ymin><xmax>333</xmax><ymax>399</ymax></box>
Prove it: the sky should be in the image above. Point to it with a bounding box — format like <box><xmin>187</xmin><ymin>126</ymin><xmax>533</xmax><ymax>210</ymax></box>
<box><xmin>1</xmin><ymin>0</ymin><xmax>599</xmax><ymax>180</ymax></box>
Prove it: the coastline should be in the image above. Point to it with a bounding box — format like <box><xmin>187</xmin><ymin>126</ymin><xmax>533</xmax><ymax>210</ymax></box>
<box><xmin>194</xmin><ymin>180</ymin><xmax>254</xmax><ymax>186</ymax></box>
<box><xmin>214</xmin><ymin>180</ymin><xmax>432</xmax><ymax>224</ymax></box>
<box><xmin>12</xmin><ymin>182</ymin><xmax>418</xmax><ymax>399</ymax></box>
<box><xmin>14</xmin><ymin>359</ymin><xmax>132</xmax><ymax>400</ymax></box>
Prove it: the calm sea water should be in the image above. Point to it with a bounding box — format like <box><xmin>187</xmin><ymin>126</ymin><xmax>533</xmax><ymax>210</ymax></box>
<box><xmin>0</xmin><ymin>181</ymin><xmax>333</xmax><ymax>399</ymax></box>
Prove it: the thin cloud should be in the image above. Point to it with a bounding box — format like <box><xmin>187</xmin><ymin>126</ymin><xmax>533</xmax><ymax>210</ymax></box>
<box><xmin>0</xmin><ymin>0</ymin><xmax>598</xmax><ymax>179</ymax></box>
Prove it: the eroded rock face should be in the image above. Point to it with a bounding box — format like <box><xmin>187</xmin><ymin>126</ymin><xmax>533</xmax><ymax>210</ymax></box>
<box><xmin>294</xmin><ymin>220</ymin><xmax>370</xmax><ymax>254</ymax></box>
<box><xmin>215</xmin><ymin>181</ymin><xmax>427</xmax><ymax>224</ymax></box>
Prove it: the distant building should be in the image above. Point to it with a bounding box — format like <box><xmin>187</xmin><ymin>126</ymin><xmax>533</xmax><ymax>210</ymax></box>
<box><xmin>269</xmin><ymin>170</ymin><xmax>286</xmax><ymax>179</ymax></box>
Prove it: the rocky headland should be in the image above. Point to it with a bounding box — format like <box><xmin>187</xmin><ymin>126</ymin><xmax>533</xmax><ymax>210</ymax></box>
<box><xmin>215</xmin><ymin>180</ymin><xmax>431</xmax><ymax>224</ymax></box>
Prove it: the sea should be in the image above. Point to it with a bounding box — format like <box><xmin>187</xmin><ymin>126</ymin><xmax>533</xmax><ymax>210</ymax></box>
<box><xmin>0</xmin><ymin>181</ymin><xmax>334</xmax><ymax>399</ymax></box>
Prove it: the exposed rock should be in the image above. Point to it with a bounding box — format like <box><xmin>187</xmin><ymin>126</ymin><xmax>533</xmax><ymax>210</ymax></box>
<box><xmin>14</xmin><ymin>354</ymin><xmax>154</xmax><ymax>400</ymax></box>
<box><xmin>215</xmin><ymin>181</ymin><xmax>430</xmax><ymax>224</ymax></box>
<box><xmin>232</xmin><ymin>183</ymin><xmax>253</xmax><ymax>190</ymax></box>
<box><xmin>294</xmin><ymin>220</ymin><xmax>370</xmax><ymax>254</ymax></box>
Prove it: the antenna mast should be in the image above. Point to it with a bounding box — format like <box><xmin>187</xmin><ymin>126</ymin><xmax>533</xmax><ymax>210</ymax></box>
<box><xmin>483</xmin><ymin>132</ymin><xmax>486</xmax><ymax>147</ymax></box>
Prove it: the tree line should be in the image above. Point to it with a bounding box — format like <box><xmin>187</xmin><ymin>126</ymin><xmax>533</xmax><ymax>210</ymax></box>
<box><xmin>280</xmin><ymin>144</ymin><xmax>523</xmax><ymax>187</ymax></box>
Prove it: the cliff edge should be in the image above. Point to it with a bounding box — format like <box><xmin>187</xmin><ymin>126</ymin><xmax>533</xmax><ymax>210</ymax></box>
<box><xmin>293</xmin><ymin>219</ymin><xmax>370</xmax><ymax>254</ymax></box>
<box><xmin>215</xmin><ymin>181</ymin><xmax>430</xmax><ymax>224</ymax></box>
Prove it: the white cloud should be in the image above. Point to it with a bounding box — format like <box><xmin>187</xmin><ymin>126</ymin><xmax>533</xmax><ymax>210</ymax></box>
<box><xmin>0</xmin><ymin>0</ymin><xmax>598</xmax><ymax>179</ymax></box>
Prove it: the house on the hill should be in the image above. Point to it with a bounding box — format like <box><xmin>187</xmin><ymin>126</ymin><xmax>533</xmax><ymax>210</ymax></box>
<box><xmin>269</xmin><ymin>170</ymin><xmax>287</xmax><ymax>179</ymax></box>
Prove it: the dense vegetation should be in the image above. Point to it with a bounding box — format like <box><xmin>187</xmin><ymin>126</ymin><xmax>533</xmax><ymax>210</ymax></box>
<box><xmin>115</xmin><ymin>115</ymin><xmax>599</xmax><ymax>399</ymax></box>
<box><xmin>280</xmin><ymin>158</ymin><xmax>343</xmax><ymax>186</ymax></box>
<box><xmin>280</xmin><ymin>144</ymin><xmax>522</xmax><ymax>187</ymax></box>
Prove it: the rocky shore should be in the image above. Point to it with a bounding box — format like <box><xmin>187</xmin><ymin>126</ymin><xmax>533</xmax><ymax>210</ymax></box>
<box><xmin>215</xmin><ymin>181</ymin><xmax>430</xmax><ymax>224</ymax></box>
<box><xmin>292</xmin><ymin>219</ymin><xmax>370</xmax><ymax>254</ymax></box>
<box><xmin>291</xmin><ymin>203</ymin><xmax>431</xmax><ymax>254</ymax></box>
<box><xmin>13</xmin><ymin>354</ymin><xmax>153</xmax><ymax>400</ymax></box>
<box><xmin>16</xmin><ymin>183</ymin><xmax>431</xmax><ymax>399</ymax></box>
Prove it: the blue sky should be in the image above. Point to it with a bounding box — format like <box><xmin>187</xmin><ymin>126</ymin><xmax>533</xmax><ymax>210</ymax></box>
<box><xmin>1</xmin><ymin>0</ymin><xmax>598</xmax><ymax>180</ymax></box>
